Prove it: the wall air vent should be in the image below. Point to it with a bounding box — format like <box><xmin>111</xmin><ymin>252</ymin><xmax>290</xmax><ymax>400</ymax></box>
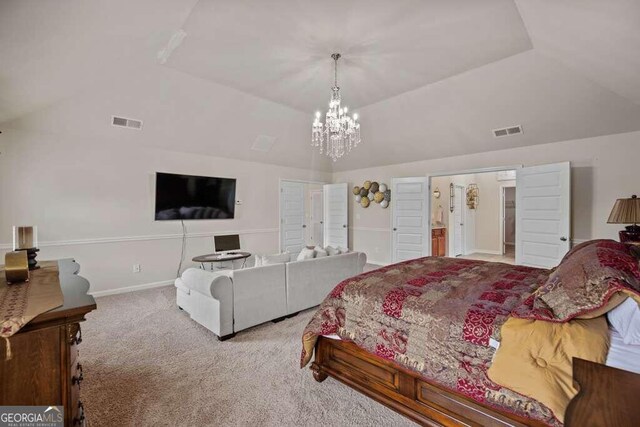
<box><xmin>492</xmin><ymin>125</ymin><xmax>522</xmax><ymax>138</ymax></box>
<box><xmin>112</xmin><ymin>116</ymin><xmax>143</xmax><ymax>130</ymax></box>
<box><xmin>251</xmin><ymin>135</ymin><xmax>276</xmax><ymax>152</ymax></box>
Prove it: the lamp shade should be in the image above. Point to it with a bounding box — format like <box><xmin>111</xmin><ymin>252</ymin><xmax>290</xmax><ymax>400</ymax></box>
<box><xmin>607</xmin><ymin>195</ymin><xmax>640</xmax><ymax>225</ymax></box>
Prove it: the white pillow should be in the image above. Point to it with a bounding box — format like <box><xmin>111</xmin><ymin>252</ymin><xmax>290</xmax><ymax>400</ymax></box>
<box><xmin>325</xmin><ymin>246</ymin><xmax>339</xmax><ymax>256</ymax></box>
<box><xmin>260</xmin><ymin>252</ymin><xmax>291</xmax><ymax>266</ymax></box>
<box><xmin>296</xmin><ymin>247</ymin><xmax>316</xmax><ymax>261</ymax></box>
<box><xmin>337</xmin><ymin>246</ymin><xmax>350</xmax><ymax>254</ymax></box>
<box><xmin>314</xmin><ymin>245</ymin><xmax>328</xmax><ymax>258</ymax></box>
<box><xmin>607</xmin><ymin>297</ymin><xmax>640</xmax><ymax>345</ymax></box>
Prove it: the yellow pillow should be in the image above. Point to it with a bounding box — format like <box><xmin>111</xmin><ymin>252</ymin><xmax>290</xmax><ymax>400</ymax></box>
<box><xmin>487</xmin><ymin>316</ymin><xmax>609</xmax><ymax>424</ymax></box>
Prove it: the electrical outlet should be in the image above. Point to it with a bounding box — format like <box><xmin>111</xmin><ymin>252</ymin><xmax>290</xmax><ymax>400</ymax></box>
<box><xmin>133</xmin><ymin>264</ymin><xmax>141</xmax><ymax>273</ymax></box>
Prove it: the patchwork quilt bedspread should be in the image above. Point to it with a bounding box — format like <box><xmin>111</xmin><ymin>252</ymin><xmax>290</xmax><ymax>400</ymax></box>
<box><xmin>301</xmin><ymin>256</ymin><xmax>561</xmax><ymax>425</ymax></box>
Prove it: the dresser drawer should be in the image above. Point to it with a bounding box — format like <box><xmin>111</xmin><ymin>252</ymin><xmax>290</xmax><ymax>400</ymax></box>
<box><xmin>68</xmin><ymin>323</ymin><xmax>82</xmax><ymax>367</ymax></box>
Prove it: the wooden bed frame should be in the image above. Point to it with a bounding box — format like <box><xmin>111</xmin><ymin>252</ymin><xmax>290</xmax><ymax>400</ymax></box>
<box><xmin>310</xmin><ymin>336</ymin><xmax>640</xmax><ymax>427</ymax></box>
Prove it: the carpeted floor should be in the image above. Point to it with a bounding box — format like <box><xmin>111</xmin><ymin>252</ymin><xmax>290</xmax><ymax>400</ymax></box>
<box><xmin>81</xmin><ymin>285</ymin><xmax>414</xmax><ymax>426</ymax></box>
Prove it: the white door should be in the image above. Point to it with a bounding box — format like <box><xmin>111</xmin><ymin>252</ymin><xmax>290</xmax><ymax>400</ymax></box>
<box><xmin>392</xmin><ymin>177</ymin><xmax>430</xmax><ymax>263</ymax></box>
<box><xmin>453</xmin><ymin>185</ymin><xmax>464</xmax><ymax>257</ymax></box>
<box><xmin>310</xmin><ymin>190</ymin><xmax>324</xmax><ymax>245</ymax></box>
<box><xmin>323</xmin><ymin>183</ymin><xmax>348</xmax><ymax>248</ymax></box>
<box><xmin>280</xmin><ymin>181</ymin><xmax>305</xmax><ymax>256</ymax></box>
<box><xmin>516</xmin><ymin>162</ymin><xmax>571</xmax><ymax>268</ymax></box>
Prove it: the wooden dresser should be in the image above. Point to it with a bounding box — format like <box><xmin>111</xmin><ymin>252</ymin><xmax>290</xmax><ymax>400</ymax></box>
<box><xmin>0</xmin><ymin>259</ymin><xmax>96</xmax><ymax>426</ymax></box>
<box><xmin>431</xmin><ymin>227</ymin><xmax>446</xmax><ymax>257</ymax></box>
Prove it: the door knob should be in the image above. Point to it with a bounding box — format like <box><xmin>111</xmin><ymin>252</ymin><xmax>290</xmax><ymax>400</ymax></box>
<box><xmin>560</xmin><ymin>236</ymin><xmax>567</xmax><ymax>241</ymax></box>
<box><xmin>393</xmin><ymin>228</ymin><xmax>397</xmax><ymax>231</ymax></box>
<box><xmin>343</xmin><ymin>224</ymin><xmax>347</xmax><ymax>228</ymax></box>
<box><xmin>302</xmin><ymin>225</ymin><xmax>306</xmax><ymax>228</ymax></box>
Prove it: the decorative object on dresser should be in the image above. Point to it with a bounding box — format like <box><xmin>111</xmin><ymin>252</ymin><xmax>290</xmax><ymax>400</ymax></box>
<box><xmin>0</xmin><ymin>259</ymin><xmax>96</xmax><ymax>427</ymax></box>
<box><xmin>607</xmin><ymin>194</ymin><xmax>640</xmax><ymax>243</ymax></box>
<box><xmin>431</xmin><ymin>227</ymin><xmax>446</xmax><ymax>257</ymax></box>
<box><xmin>3</xmin><ymin>250</ymin><xmax>29</xmax><ymax>284</ymax></box>
<box><xmin>12</xmin><ymin>225</ymin><xmax>40</xmax><ymax>270</ymax></box>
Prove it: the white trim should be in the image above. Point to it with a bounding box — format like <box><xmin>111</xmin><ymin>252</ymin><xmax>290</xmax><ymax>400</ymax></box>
<box><xmin>0</xmin><ymin>228</ymin><xmax>279</xmax><ymax>250</ymax></box>
<box><xmin>366</xmin><ymin>260</ymin><xmax>388</xmax><ymax>267</ymax></box>
<box><xmin>90</xmin><ymin>279</ymin><xmax>174</xmax><ymax>298</ymax></box>
<box><xmin>428</xmin><ymin>165</ymin><xmax>522</xmax><ymax>178</ymax></box>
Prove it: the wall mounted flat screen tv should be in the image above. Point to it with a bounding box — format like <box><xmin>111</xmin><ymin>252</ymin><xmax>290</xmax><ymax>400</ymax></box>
<box><xmin>154</xmin><ymin>172</ymin><xmax>236</xmax><ymax>220</ymax></box>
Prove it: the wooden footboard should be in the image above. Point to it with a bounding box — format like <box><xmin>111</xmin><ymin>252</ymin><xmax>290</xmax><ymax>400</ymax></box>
<box><xmin>311</xmin><ymin>336</ymin><xmax>542</xmax><ymax>426</ymax></box>
<box><xmin>310</xmin><ymin>336</ymin><xmax>640</xmax><ymax>426</ymax></box>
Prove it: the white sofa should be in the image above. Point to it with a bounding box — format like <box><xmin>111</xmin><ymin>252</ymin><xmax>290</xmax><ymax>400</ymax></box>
<box><xmin>175</xmin><ymin>251</ymin><xmax>366</xmax><ymax>339</ymax></box>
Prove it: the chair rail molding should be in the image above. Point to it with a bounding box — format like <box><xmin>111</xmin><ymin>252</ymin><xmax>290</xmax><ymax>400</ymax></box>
<box><xmin>0</xmin><ymin>228</ymin><xmax>279</xmax><ymax>250</ymax></box>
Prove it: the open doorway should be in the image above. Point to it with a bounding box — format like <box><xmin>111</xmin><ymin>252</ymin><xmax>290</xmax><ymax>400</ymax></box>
<box><xmin>429</xmin><ymin>169</ymin><xmax>517</xmax><ymax>264</ymax></box>
<box><xmin>502</xmin><ymin>186</ymin><xmax>516</xmax><ymax>258</ymax></box>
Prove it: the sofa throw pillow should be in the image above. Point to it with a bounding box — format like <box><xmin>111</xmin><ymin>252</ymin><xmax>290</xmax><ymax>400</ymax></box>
<box><xmin>529</xmin><ymin>240</ymin><xmax>640</xmax><ymax>321</ymax></box>
<box><xmin>325</xmin><ymin>246</ymin><xmax>339</xmax><ymax>256</ymax></box>
<box><xmin>314</xmin><ymin>246</ymin><xmax>328</xmax><ymax>258</ymax></box>
<box><xmin>607</xmin><ymin>297</ymin><xmax>640</xmax><ymax>345</ymax></box>
<box><xmin>261</xmin><ymin>252</ymin><xmax>291</xmax><ymax>266</ymax></box>
<box><xmin>297</xmin><ymin>247</ymin><xmax>316</xmax><ymax>261</ymax></box>
<box><xmin>337</xmin><ymin>246</ymin><xmax>350</xmax><ymax>254</ymax></box>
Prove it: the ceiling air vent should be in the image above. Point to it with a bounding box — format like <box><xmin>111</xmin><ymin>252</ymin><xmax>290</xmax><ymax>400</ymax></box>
<box><xmin>492</xmin><ymin>125</ymin><xmax>522</xmax><ymax>138</ymax></box>
<box><xmin>251</xmin><ymin>135</ymin><xmax>276</xmax><ymax>152</ymax></box>
<box><xmin>112</xmin><ymin>116</ymin><xmax>143</xmax><ymax>130</ymax></box>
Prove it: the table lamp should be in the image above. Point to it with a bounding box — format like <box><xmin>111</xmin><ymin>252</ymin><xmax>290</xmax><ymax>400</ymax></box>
<box><xmin>607</xmin><ymin>195</ymin><xmax>640</xmax><ymax>243</ymax></box>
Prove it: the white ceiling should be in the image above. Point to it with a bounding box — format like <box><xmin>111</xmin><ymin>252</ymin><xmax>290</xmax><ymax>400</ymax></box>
<box><xmin>1</xmin><ymin>0</ymin><xmax>639</xmax><ymax>172</ymax></box>
<box><xmin>166</xmin><ymin>0</ymin><xmax>532</xmax><ymax>112</ymax></box>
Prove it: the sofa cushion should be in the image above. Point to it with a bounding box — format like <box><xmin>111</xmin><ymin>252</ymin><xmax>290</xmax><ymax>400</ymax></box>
<box><xmin>314</xmin><ymin>246</ymin><xmax>328</xmax><ymax>258</ymax></box>
<box><xmin>297</xmin><ymin>247</ymin><xmax>316</xmax><ymax>261</ymax></box>
<box><xmin>260</xmin><ymin>252</ymin><xmax>291</xmax><ymax>266</ymax></box>
<box><xmin>325</xmin><ymin>245</ymin><xmax>339</xmax><ymax>256</ymax></box>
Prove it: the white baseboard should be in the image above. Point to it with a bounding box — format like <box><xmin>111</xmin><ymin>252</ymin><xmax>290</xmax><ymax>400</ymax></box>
<box><xmin>366</xmin><ymin>260</ymin><xmax>388</xmax><ymax>266</ymax></box>
<box><xmin>90</xmin><ymin>279</ymin><xmax>174</xmax><ymax>298</ymax></box>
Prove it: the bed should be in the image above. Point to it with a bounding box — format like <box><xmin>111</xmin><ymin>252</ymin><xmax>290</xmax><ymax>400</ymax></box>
<box><xmin>301</xmin><ymin>240</ymin><xmax>640</xmax><ymax>426</ymax></box>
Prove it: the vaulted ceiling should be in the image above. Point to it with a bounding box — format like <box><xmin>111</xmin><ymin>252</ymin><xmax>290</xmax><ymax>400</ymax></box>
<box><xmin>1</xmin><ymin>0</ymin><xmax>639</xmax><ymax>172</ymax></box>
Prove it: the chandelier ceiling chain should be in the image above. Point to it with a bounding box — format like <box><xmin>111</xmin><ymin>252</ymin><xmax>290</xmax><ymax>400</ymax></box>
<box><xmin>312</xmin><ymin>53</ymin><xmax>361</xmax><ymax>162</ymax></box>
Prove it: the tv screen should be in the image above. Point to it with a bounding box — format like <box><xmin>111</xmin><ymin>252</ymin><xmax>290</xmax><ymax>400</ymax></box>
<box><xmin>154</xmin><ymin>172</ymin><xmax>236</xmax><ymax>220</ymax></box>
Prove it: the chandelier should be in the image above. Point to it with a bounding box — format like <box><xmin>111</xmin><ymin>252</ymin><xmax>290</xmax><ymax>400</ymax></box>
<box><xmin>312</xmin><ymin>53</ymin><xmax>361</xmax><ymax>161</ymax></box>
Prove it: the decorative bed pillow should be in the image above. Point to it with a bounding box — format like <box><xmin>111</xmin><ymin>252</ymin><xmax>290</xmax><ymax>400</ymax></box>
<box><xmin>534</xmin><ymin>240</ymin><xmax>640</xmax><ymax>321</ymax></box>
<box><xmin>559</xmin><ymin>239</ymin><xmax>606</xmax><ymax>264</ymax></box>
<box><xmin>314</xmin><ymin>246</ymin><xmax>328</xmax><ymax>258</ymax></box>
<box><xmin>607</xmin><ymin>297</ymin><xmax>640</xmax><ymax>345</ymax></box>
<box><xmin>296</xmin><ymin>247</ymin><xmax>316</xmax><ymax>261</ymax></box>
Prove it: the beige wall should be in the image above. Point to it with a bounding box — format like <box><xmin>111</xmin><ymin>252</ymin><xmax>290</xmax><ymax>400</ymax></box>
<box><xmin>0</xmin><ymin>129</ymin><xmax>330</xmax><ymax>295</ymax></box>
<box><xmin>334</xmin><ymin>130</ymin><xmax>640</xmax><ymax>265</ymax></box>
<box><xmin>2</xmin><ymin>128</ymin><xmax>638</xmax><ymax>292</ymax></box>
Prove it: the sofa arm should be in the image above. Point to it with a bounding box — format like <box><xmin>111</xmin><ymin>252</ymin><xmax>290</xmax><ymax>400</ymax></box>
<box><xmin>181</xmin><ymin>268</ymin><xmax>233</xmax><ymax>300</ymax></box>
